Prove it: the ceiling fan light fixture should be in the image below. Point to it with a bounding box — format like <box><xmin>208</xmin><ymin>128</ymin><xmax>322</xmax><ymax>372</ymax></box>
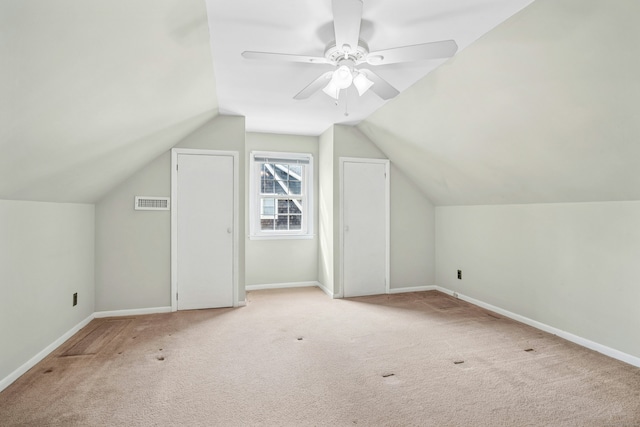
<box><xmin>322</xmin><ymin>80</ymin><xmax>341</xmax><ymax>100</ymax></box>
<box><xmin>332</xmin><ymin>65</ymin><xmax>353</xmax><ymax>89</ymax></box>
<box><xmin>353</xmin><ymin>72</ymin><xmax>374</xmax><ymax>96</ymax></box>
<box><xmin>242</xmin><ymin>0</ymin><xmax>459</xmax><ymax>104</ymax></box>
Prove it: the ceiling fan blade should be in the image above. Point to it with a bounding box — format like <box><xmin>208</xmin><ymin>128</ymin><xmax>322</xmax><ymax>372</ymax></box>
<box><xmin>332</xmin><ymin>0</ymin><xmax>363</xmax><ymax>55</ymax></box>
<box><xmin>367</xmin><ymin>40</ymin><xmax>458</xmax><ymax>65</ymax></box>
<box><xmin>358</xmin><ymin>69</ymin><xmax>399</xmax><ymax>100</ymax></box>
<box><xmin>242</xmin><ymin>51</ymin><xmax>328</xmax><ymax>64</ymax></box>
<box><xmin>294</xmin><ymin>71</ymin><xmax>334</xmax><ymax>100</ymax></box>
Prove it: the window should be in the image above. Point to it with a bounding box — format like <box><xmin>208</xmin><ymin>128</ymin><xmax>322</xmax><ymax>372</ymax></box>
<box><xmin>250</xmin><ymin>151</ymin><xmax>313</xmax><ymax>239</ymax></box>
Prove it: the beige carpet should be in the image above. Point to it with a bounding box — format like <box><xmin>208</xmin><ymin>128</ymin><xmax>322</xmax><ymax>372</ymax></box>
<box><xmin>1</xmin><ymin>288</ymin><xmax>639</xmax><ymax>426</ymax></box>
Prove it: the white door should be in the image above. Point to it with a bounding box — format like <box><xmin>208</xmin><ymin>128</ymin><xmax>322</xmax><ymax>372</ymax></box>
<box><xmin>342</xmin><ymin>159</ymin><xmax>389</xmax><ymax>297</ymax></box>
<box><xmin>176</xmin><ymin>153</ymin><xmax>234</xmax><ymax>309</ymax></box>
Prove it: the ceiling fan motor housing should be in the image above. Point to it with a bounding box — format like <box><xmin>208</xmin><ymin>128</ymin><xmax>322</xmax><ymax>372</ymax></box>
<box><xmin>325</xmin><ymin>40</ymin><xmax>369</xmax><ymax>65</ymax></box>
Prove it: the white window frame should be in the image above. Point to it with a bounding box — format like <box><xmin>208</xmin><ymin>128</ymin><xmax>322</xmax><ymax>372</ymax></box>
<box><xmin>250</xmin><ymin>151</ymin><xmax>314</xmax><ymax>240</ymax></box>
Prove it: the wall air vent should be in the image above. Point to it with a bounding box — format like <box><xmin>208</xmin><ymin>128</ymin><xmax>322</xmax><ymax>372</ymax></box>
<box><xmin>134</xmin><ymin>196</ymin><xmax>170</xmax><ymax>211</ymax></box>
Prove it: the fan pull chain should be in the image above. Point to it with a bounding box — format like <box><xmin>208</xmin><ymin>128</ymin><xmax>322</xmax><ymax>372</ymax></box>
<box><xmin>344</xmin><ymin>90</ymin><xmax>349</xmax><ymax>117</ymax></box>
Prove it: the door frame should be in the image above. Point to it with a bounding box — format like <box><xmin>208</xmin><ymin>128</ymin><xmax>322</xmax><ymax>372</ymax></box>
<box><xmin>338</xmin><ymin>157</ymin><xmax>390</xmax><ymax>298</ymax></box>
<box><xmin>171</xmin><ymin>148</ymin><xmax>240</xmax><ymax>311</ymax></box>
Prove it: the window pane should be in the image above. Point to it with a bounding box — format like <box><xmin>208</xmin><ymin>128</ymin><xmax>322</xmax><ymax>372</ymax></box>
<box><xmin>274</xmin><ymin>180</ymin><xmax>288</xmax><ymax>195</ymax></box>
<box><xmin>289</xmin><ymin>215</ymin><xmax>302</xmax><ymax>230</ymax></box>
<box><xmin>261</xmin><ymin>179</ymin><xmax>274</xmax><ymax>194</ymax></box>
<box><xmin>289</xmin><ymin>180</ymin><xmax>301</xmax><ymax>195</ymax></box>
<box><xmin>261</xmin><ymin>198</ymin><xmax>275</xmax><ymax>216</ymax></box>
<box><xmin>277</xmin><ymin>199</ymin><xmax>289</xmax><ymax>214</ymax></box>
<box><xmin>289</xmin><ymin>165</ymin><xmax>302</xmax><ymax>176</ymax></box>
<box><xmin>274</xmin><ymin>164</ymin><xmax>289</xmax><ymax>180</ymax></box>
<box><xmin>261</xmin><ymin>219</ymin><xmax>274</xmax><ymax>230</ymax></box>
<box><xmin>275</xmin><ymin>216</ymin><xmax>289</xmax><ymax>230</ymax></box>
<box><xmin>261</xmin><ymin>164</ymin><xmax>274</xmax><ymax>179</ymax></box>
<box><xmin>290</xmin><ymin>199</ymin><xmax>302</xmax><ymax>214</ymax></box>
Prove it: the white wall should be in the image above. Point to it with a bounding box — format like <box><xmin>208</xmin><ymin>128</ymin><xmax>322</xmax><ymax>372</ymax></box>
<box><xmin>245</xmin><ymin>132</ymin><xmax>319</xmax><ymax>286</ymax></box>
<box><xmin>435</xmin><ymin>201</ymin><xmax>640</xmax><ymax>360</ymax></box>
<box><xmin>0</xmin><ymin>200</ymin><xmax>94</xmax><ymax>383</ymax></box>
<box><xmin>95</xmin><ymin>115</ymin><xmax>246</xmax><ymax>311</ymax></box>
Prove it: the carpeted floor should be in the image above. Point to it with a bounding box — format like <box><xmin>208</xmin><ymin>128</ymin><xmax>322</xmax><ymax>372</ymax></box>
<box><xmin>1</xmin><ymin>287</ymin><xmax>639</xmax><ymax>426</ymax></box>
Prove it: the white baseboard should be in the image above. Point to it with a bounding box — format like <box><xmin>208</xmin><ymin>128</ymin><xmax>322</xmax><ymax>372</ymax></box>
<box><xmin>94</xmin><ymin>306</ymin><xmax>172</xmax><ymax>318</ymax></box>
<box><xmin>315</xmin><ymin>282</ymin><xmax>337</xmax><ymax>298</ymax></box>
<box><xmin>1</xmin><ymin>302</ymin><xmax>235</xmax><ymax>393</ymax></box>
<box><xmin>435</xmin><ymin>286</ymin><xmax>640</xmax><ymax>369</ymax></box>
<box><xmin>6</xmin><ymin>287</ymin><xmax>637</xmax><ymax>395</ymax></box>
<box><xmin>237</xmin><ymin>300</ymin><xmax>247</xmax><ymax>307</ymax></box>
<box><xmin>389</xmin><ymin>285</ymin><xmax>436</xmax><ymax>294</ymax></box>
<box><xmin>0</xmin><ymin>314</ymin><xmax>94</xmax><ymax>393</ymax></box>
<box><xmin>246</xmin><ymin>281</ymin><xmax>320</xmax><ymax>291</ymax></box>
<box><xmin>434</xmin><ymin>286</ymin><xmax>457</xmax><ymax>298</ymax></box>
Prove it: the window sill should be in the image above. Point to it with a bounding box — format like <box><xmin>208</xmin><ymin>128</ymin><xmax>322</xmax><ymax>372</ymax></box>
<box><xmin>249</xmin><ymin>234</ymin><xmax>315</xmax><ymax>241</ymax></box>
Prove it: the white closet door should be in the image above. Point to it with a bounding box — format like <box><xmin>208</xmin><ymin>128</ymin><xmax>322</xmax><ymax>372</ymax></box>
<box><xmin>342</xmin><ymin>160</ymin><xmax>389</xmax><ymax>297</ymax></box>
<box><xmin>177</xmin><ymin>153</ymin><xmax>234</xmax><ymax>309</ymax></box>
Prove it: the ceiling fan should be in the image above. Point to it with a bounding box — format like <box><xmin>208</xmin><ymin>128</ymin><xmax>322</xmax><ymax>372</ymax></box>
<box><xmin>241</xmin><ymin>0</ymin><xmax>458</xmax><ymax>101</ymax></box>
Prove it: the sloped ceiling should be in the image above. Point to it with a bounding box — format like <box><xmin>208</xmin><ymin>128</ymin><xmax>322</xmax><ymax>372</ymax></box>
<box><xmin>5</xmin><ymin>0</ymin><xmax>638</xmax><ymax>207</ymax></box>
<box><xmin>359</xmin><ymin>0</ymin><xmax>640</xmax><ymax>205</ymax></box>
<box><xmin>0</xmin><ymin>0</ymin><xmax>218</xmax><ymax>203</ymax></box>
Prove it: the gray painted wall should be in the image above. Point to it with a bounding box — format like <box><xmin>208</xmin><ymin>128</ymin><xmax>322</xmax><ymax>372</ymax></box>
<box><xmin>318</xmin><ymin>127</ymin><xmax>334</xmax><ymax>293</ymax></box>
<box><xmin>0</xmin><ymin>200</ymin><xmax>94</xmax><ymax>382</ymax></box>
<box><xmin>245</xmin><ymin>132</ymin><xmax>319</xmax><ymax>286</ymax></box>
<box><xmin>332</xmin><ymin>125</ymin><xmax>388</xmax><ymax>295</ymax></box>
<box><xmin>95</xmin><ymin>152</ymin><xmax>171</xmax><ymax>311</ymax></box>
<box><xmin>435</xmin><ymin>201</ymin><xmax>640</xmax><ymax>359</ymax></box>
<box><xmin>95</xmin><ymin>115</ymin><xmax>246</xmax><ymax>311</ymax></box>
<box><xmin>318</xmin><ymin>125</ymin><xmax>436</xmax><ymax>295</ymax></box>
<box><xmin>390</xmin><ymin>166</ymin><xmax>435</xmax><ymax>289</ymax></box>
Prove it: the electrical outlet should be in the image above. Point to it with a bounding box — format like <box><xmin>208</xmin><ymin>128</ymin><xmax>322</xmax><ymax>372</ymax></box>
<box><xmin>457</xmin><ymin>270</ymin><xmax>462</xmax><ymax>280</ymax></box>
<box><xmin>73</xmin><ymin>292</ymin><xmax>78</xmax><ymax>307</ymax></box>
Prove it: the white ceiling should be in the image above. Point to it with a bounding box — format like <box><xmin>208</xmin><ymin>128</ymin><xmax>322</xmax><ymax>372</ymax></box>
<box><xmin>205</xmin><ymin>0</ymin><xmax>534</xmax><ymax>135</ymax></box>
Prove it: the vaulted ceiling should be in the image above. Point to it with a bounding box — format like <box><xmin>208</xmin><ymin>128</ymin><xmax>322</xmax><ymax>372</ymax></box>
<box><xmin>2</xmin><ymin>0</ymin><xmax>639</xmax><ymax>206</ymax></box>
<box><xmin>359</xmin><ymin>0</ymin><xmax>640</xmax><ymax>205</ymax></box>
<box><xmin>1</xmin><ymin>0</ymin><xmax>218</xmax><ymax>203</ymax></box>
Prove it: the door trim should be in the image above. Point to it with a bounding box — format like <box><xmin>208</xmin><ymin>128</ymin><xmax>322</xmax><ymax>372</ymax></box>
<box><xmin>338</xmin><ymin>157</ymin><xmax>390</xmax><ymax>298</ymax></box>
<box><xmin>171</xmin><ymin>148</ymin><xmax>240</xmax><ymax>311</ymax></box>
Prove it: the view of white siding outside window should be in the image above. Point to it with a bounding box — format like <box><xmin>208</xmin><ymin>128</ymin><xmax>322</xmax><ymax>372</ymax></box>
<box><xmin>249</xmin><ymin>151</ymin><xmax>313</xmax><ymax>239</ymax></box>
